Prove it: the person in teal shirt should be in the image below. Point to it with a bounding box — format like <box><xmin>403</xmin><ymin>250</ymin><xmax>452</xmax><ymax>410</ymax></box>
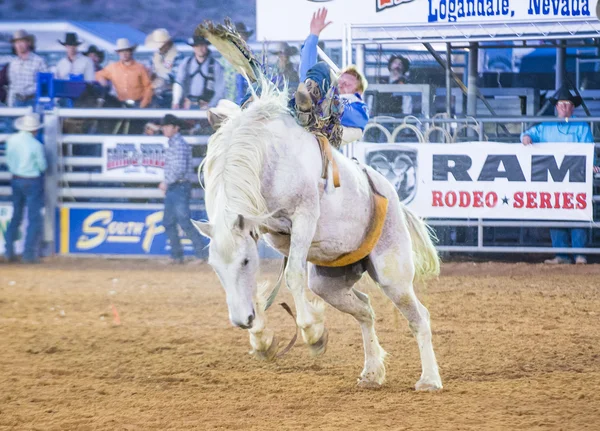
<box><xmin>521</xmin><ymin>86</ymin><xmax>598</xmax><ymax>265</ymax></box>
<box><xmin>5</xmin><ymin>113</ymin><xmax>47</xmax><ymax>263</ymax></box>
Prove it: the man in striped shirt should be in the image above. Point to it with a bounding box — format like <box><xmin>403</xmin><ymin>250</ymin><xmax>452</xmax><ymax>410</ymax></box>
<box><xmin>159</xmin><ymin>114</ymin><xmax>205</xmax><ymax>264</ymax></box>
<box><xmin>7</xmin><ymin>30</ymin><xmax>48</xmax><ymax>107</ymax></box>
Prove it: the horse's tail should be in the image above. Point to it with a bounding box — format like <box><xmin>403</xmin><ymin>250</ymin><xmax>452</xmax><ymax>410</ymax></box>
<box><xmin>402</xmin><ymin>205</ymin><xmax>440</xmax><ymax>281</ymax></box>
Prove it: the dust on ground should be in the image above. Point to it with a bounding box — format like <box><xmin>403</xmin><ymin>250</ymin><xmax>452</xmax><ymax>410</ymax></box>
<box><xmin>1</xmin><ymin>258</ymin><xmax>599</xmax><ymax>430</ymax></box>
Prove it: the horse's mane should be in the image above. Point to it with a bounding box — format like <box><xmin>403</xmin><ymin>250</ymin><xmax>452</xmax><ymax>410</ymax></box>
<box><xmin>199</xmin><ymin>76</ymin><xmax>290</xmax><ymax>256</ymax></box>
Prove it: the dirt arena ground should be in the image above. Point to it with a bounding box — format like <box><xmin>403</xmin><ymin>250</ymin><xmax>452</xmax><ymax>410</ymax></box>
<box><xmin>1</xmin><ymin>258</ymin><xmax>599</xmax><ymax>430</ymax></box>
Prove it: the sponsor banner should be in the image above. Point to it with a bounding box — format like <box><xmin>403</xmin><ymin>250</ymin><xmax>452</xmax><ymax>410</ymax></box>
<box><xmin>354</xmin><ymin>142</ymin><xmax>594</xmax><ymax>220</ymax></box>
<box><xmin>0</xmin><ymin>205</ymin><xmax>26</xmax><ymax>255</ymax></box>
<box><xmin>59</xmin><ymin>207</ymin><xmax>209</xmax><ymax>256</ymax></box>
<box><xmin>257</xmin><ymin>0</ymin><xmax>597</xmax><ymax>41</ymax></box>
<box><xmin>103</xmin><ymin>137</ymin><xmax>168</xmax><ymax>181</ymax></box>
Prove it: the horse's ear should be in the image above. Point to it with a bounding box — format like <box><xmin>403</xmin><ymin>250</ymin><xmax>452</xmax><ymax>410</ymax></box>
<box><xmin>235</xmin><ymin>214</ymin><xmax>245</xmax><ymax>231</ymax></box>
<box><xmin>191</xmin><ymin>219</ymin><xmax>213</xmax><ymax>238</ymax></box>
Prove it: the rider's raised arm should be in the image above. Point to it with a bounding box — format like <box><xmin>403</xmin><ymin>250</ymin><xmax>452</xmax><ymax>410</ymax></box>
<box><xmin>300</xmin><ymin>34</ymin><xmax>318</xmax><ymax>82</ymax></box>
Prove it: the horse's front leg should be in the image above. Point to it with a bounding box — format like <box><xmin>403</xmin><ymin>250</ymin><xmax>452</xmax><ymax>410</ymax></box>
<box><xmin>248</xmin><ymin>298</ymin><xmax>279</xmax><ymax>361</ymax></box>
<box><xmin>286</xmin><ymin>213</ymin><xmax>327</xmax><ymax>355</ymax></box>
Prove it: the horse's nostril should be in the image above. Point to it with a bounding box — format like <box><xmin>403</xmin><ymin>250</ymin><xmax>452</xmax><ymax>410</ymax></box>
<box><xmin>247</xmin><ymin>313</ymin><xmax>255</xmax><ymax>325</ymax></box>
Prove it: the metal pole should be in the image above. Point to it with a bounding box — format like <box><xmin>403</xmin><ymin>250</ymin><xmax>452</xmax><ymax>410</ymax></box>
<box><xmin>467</xmin><ymin>42</ymin><xmax>479</xmax><ymax>117</ymax></box>
<box><xmin>355</xmin><ymin>44</ymin><xmax>365</xmax><ymax>77</ymax></box>
<box><xmin>445</xmin><ymin>43</ymin><xmax>452</xmax><ymax>117</ymax></box>
<box><xmin>556</xmin><ymin>39</ymin><xmax>566</xmax><ymax>89</ymax></box>
<box><xmin>43</xmin><ymin>110</ymin><xmax>59</xmax><ymax>255</ymax></box>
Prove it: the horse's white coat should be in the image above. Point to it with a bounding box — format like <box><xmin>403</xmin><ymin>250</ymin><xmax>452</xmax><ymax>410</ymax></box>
<box><xmin>195</xmin><ymin>81</ymin><xmax>442</xmax><ymax>390</ymax></box>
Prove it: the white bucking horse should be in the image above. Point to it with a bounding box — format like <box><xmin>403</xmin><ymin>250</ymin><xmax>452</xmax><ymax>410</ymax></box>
<box><xmin>192</xmin><ymin>79</ymin><xmax>443</xmax><ymax>390</ymax></box>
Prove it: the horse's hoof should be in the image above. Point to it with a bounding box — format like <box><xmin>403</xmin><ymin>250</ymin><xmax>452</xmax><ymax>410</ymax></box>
<box><xmin>308</xmin><ymin>328</ymin><xmax>329</xmax><ymax>357</ymax></box>
<box><xmin>357</xmin><ymin>378</ymin><xmax>383</xmax><ymax>389</ymax></box>
<box><xmin>253</xmin><ymin>336</ymin><xmax>279</xmax><ymax>361</ymax></box>
<box><xmin>415</xmin><ymin>378</ymin><xmax>443</xmax><ymax>392</ymax></box>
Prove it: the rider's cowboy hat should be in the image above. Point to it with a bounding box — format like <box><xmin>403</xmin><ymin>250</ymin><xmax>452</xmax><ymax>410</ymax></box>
<box><xmin>269</xmin><ymin>42</ymin><xmax>298</xmax><ymax>56</ymax></box>
<box><xmin>14</xmin><ymin>113</ymin><xmax>43</xmax><ymax>132</ymax></box>
<box><xmin>549</xmin><ymin>85</ymin><xmax>582</xmax><ymax>108</ymax></box>
<box><xmin>235</xmin><ymin>22</ymin><xmax>254</xmax><ymax>39</ymax></box>
<box><xmin>145</xmin><ymin>28</ymin><xmax>172</xmax><ymax>49</ymax></box>
<box><xmin>188</xmin><ymin>35</ymin><xmax>210</xmax><ymax>46</ymax></box>
<box><xmin>58</xmin><ymin>32</ymin><xmax>83</xmax><ymax>46</ymax></box>
<box><xmin>115</xmin><ymin>38</ymin><xmax>138</xmax><ymax>52</ymax></box>
<box><xmin>11</xmin><ymin>29</ymin><xmax>34</xmax><ymax>43</ymax></box>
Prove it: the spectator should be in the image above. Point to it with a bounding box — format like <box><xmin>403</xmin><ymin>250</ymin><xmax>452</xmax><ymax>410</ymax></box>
<box><xmin>95</xmin><ymin>38</ymin><xmax>153</xmax><ymax>108</ymax></box>
<box><xmin>234</xmin><ymin>22</ymin><xmax>253</xmax><ymax>104</ymax></box>
<box><xmin>158</xmin><ymin>114</ymin><xmax>205</xmax><ymax>264</ymax></box>
<box><xmin>172</xmin><ymin>35</ymin><xmax>224</xmax><ymax>110</ymax></box>
<box><xmin>521</xmin><ymin>85</ymin><xmax>599</xmax><ymax>265</ymax></box>
<box><xmin>4</xmin><ymin>113</ymin><xmax>47</xmax><ymax>264</ymax></box>
<box><xmin>386</xmin><ymin>54</ymin><xmax>413</xmax><ymax>115</ymax></box>
<box><xmin>7</xmin><ymin>30</ymin><xmax>48</xmax><ymax>107</ymax></box>
<box><xmin>145</xmin><ymin>28</ymin><xmax>180</xmax><ymax>108</ymax></box>
<box><xmin>295</xmin><ymin>7</ymin><xmax>369</xmax><ymax>147</ymax></box>
<box><xmin>270</xmin><ymin>42</ymin><xmax>299</xmax><ymax>91</ymax></box>
<box><xmin>55</xmin><ymin>32</ymin><xmax>95</xmax><ymax>81</ymax></box>
<box><xmin>83</xmin><ymin>45</ymin><xmax>105</xmax><ymax>72</ymax></box>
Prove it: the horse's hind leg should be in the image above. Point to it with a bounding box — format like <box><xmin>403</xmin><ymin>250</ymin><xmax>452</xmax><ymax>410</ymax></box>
<box><xmin>367</xmin><ymin>246</ymin><xmax>442</xmax><ymax>391</ymax></box>
<box><xmin>308</xmin><ymin>264</ymin><xmax>387</xmax><ymax>388</ymax></box>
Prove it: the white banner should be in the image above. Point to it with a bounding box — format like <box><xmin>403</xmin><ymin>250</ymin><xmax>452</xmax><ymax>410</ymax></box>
<box><xmin>353</xmin><ymin>142</ymin><xmax>595</xmax><ymax>220</ymax></box>
<box><xmin>257</xmin><ymin>0</ymin><xmax>598</xmax><ymax>42</ymax></box>
<box><xmin>102</xmin><ymin>137</ymin><xmax>168</xmax><ymax>181</ymax></box>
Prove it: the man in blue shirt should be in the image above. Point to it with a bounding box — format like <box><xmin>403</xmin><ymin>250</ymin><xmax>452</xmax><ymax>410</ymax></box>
<box><xmin>294</xmin><ymin>7</ymin><xmax>369</xmax><ymax>147</ymax></box>
<box><xmin>5</xmin><ymin>113</ymin><xmax>47</xmax><ymax>263</ymax></box>
<box><xmin>521</xmin><ymin>86</ymin><xmax>598</xmax><ymax>265</ymax></box>
<box><xmin>159</xmin><ymin>114</ymin><xmax>205</xmax><ymax>264</ymax></box>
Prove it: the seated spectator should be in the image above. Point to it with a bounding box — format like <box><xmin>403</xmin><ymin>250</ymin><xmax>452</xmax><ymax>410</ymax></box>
<box><xmin>145</xmin><ymin>28</ymin><xmax>181</xmax><ymax>108</ymax></box>
<box><xmin>521</xmin><ymin>85</ymin><xmax>599</xmax><ymax>265</ymax></box>
<box><xmin>83</xmin><ymin>45</ymin><xmax>105</xmax><ymax>72</ymax></box>
<box><xmin>172</xmin><ymin>35</ymin><xmax>224</xmax><ymax>110</ymax></box>
<box><xmin>95</xmin><ymin>38</ymin><xmax>153</xmax><ymax>108</ymax></box>
<box><xmin>55</xmin><ymin>32</ymin><xmax>95</xmax><ymax>81</ymax></box>
<box><xmin>7</xmin><ymin>30</ymin><xmax>48</xmax><ymax>107</ymax></box>
<box><xmin>270</xmin><ymin>42</ymin><xmax>299</xmax><ymax>91</ymax></box>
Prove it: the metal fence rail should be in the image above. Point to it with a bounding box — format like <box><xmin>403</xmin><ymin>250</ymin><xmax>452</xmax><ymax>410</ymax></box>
<box><xmin>1</xmin><ymin>107</ymin><xmax>599</xmax><ymax>257</ymax></box>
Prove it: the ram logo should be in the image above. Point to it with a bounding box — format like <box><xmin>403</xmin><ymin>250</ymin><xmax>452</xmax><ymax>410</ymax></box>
<box><xmin>367</xmin><ymin>148</ymin><xmax>418</xmax><ymax>205</ymax></box>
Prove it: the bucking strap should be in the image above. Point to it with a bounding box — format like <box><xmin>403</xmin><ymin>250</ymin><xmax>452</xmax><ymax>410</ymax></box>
<box><xmin>309</xmin><ymin>168</ymin><xmax>389</xmax><ymax>268</ymax></box>
<box><xmin>316</xmin><ymin>134</ymin><xmax>340</xmax><ymax>188</ymax></box>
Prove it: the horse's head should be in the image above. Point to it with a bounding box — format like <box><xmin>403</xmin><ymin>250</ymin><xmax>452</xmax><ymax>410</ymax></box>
<box><xmin>193</xmin><ymin>215</ymin><xmax>259</xmax><ymax>329</ymax></box>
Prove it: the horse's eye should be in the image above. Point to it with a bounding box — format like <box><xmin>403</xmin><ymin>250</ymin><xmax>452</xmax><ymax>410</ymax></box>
<box><xmin>242</xmin><ymin>258</ymin><xmax>249</xmax><ymax>267</ymax></box>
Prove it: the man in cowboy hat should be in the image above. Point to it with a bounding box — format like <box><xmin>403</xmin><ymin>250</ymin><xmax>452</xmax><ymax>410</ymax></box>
<box><xmin>172</xmin><ymin>35</ymin><xmax>224</xmax><ymax>110</ymax></box>
<box><xmin>4</xmin><ymin>113</ymin><xmax>47</xmax><ymax>263</ymax></box>
<box><xmin>95</xmin><ymin>38</ymin><xmax>153</xmax><ymax>108</ymax></box>
<box><xmin>270</xmin><ymin>41</ymin><xmax>299</xmax><ymax>91</ymax></box>
<box><xmin>83</xmin><ymin>45</ymin><xmax>105</xmax><ymax>72</ymax></box>
<box><xmin>146</xmin><ymin>28</ymin><xmax>181</xmax><ymax>108</ymax></box>
<box><xmin>158</xmin><ymin>114</ymin><xmax>205</xmax><ymax>264</ymax></box>
<box><xmin>521</xmin><ymin>85</ymin><xmax>599</xmax><ymax>265</ymax></box>
<box><xmin>55</xmin><ymin>32</ymin><xmax>95</xmax><ymax>81</ymax></box>
<box><xmin>7</xmin><ymin>30</ymin><xmax>48</xmax><ymax>107</ymax></box>
<box><xmin>386</xmin><ymin>54</ymin><xmax>413</xmax><ymax>114</ymax></box>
